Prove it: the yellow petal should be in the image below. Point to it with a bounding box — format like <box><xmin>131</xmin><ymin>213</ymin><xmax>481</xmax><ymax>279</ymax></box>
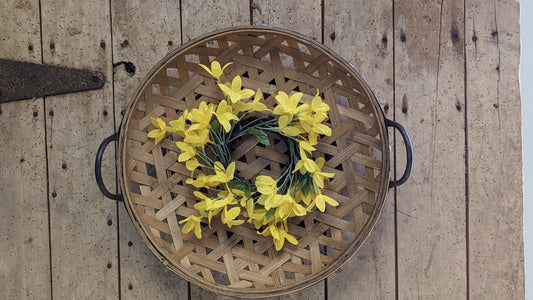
<box><xmin>226</xmin><ymin>162</ymin><xmax>236</xmax><ymax>180</ymax></box>
<box><xmin>194</xmin><ymin>224</ymin><xmax>202</xmax><ymax>239</ymax></box>
<box><xmin>231</xmin><ymin>75</ymin><xmax>242</xmax><ymax>91</ymax></box>
<box><xmin>282</xmin><ymin>126</ymin><xmax>300</xmax><ymax>136</ymax></box>
<box><xmin>199</xmin><ymin>63</ymin><xmax>215</xmax><ymax>78</ymax></box>
<box><xmin>315</xmin><ymin>157</ymin><xmax>326</xmax><ymax>168</ymax></box>
<box><xmin>315</xmin><ymin>197</ymin><xmax>326</xmax><ymax>212</ymax></box>
<box><xmin>299</xmin><ymin>140</ymin><xmax>316</xmax><ymax>153</ymax></box>
<box><xmin>255</xmin><ymin>175</ymin><xmax>277</xmax><ymax>194</ymax></box>
<box><xmin>210</xmin><ymin>61</ymin><xmax>222</xmax><ymax>78</ymax></box>
<box><xmin>221</xmin><ymin>62</ymin><xmax>233</xmax><ymax>72</ymax></box>
<box><xmin>284</xmin><ymin>231</ymin><xmax>298</xmax><ymax>245</ymax></box>
<box><xmin>274</xmin><ymin>237</ymin><xmax>284</xmax><ymax>251</ymax></box>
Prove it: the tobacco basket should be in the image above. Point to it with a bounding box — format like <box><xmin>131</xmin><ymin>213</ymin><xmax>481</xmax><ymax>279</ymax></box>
<box><xmin>96</xmin><ymin>26</ymin><xmax>412</xmax><ymax>298</ymax></box>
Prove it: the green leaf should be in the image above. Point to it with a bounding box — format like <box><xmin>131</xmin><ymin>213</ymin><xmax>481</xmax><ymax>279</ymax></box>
<box><xmin>265</xmin><ymin>208</ymin><xmax>276</xmax><ymax>221</ymax></box>
<box><xmin>247</xmin><ymin>127</ymin><xmax>270</xmax><ymax>146</ymax></box>
<box><xmin>302</xmin><ymin>182</ymin><xmax>310</xmax><ymax>196</ymax></box>
<box><xmin>210</xmin><ymin>119</ymin><xmax>221</xmax><ymax>134</ymax></box>
<box><xmin>297</xmin><ymin>175</ymin><xmax>308</xmax><ymax>191</ymax></box>
<box><xmin>227</xmin><ymin>179</ymin><xmax>248</xmax><ymax>191</ymax></box>
<box><xmin>245</xmin><ymin>187</ymin><xmax>251</xmax><ymax>199</ymax></box>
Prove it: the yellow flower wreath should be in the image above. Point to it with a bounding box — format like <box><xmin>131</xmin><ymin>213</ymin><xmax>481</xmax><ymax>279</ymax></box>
<box><xmin>148</xmin><ymin>61</ymin><xmax>338</xmax><ymax>251</ymax></box>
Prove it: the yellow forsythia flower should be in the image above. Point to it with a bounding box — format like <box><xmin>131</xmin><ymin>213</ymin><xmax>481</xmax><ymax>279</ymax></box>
<box><xmin>221</xmin><ymin>206</ymin><xmax>244</xmax><ymax>228</ymax></box>
<box><xmin>175</xmin><ymin>141</ymin><xmax>196</xmax><ymax>162</ymax></box>
<box><xmin>259</xmin><ymin>224</ymin><xmax>298</xmax><ymax>251</ymax></box>
<box><xmin>255</xmin><ymin>175</ymin><xmax>278</xmax><ymax>206</ymax></box>
<box><xmin>199</xmin><ymin>61</ymin><xmax>233</xmax><ymax>81</ymax></box>
<box><xmin>311</xmin><ymin>157</ymin><xmax>335</xmax><ymax>189</ymax></box>
<box><xmin>213</xmin><ymin>161</ymin><xmax>235</xmax><ymax>184</ymax></box>
<box><xmin>293</xmin><ymin>147</ymin><xmax>318</xmax><ymax>175</ymax></box>
<box><xmin>272</xmin><ymin>91</ymin><xmax>308</xmax><ymax>116</ymax></box>
<box><xmin>179</xmin><ymin>215</ymin><xmax>202</xmax><ymax>239</ymax></box>
<box><xmin>168</xmin><ymin>109</ymin><xmax>189</xmax><ymax>135</ymax></box>
<box><xmin>183</xmin><ymin>128</ymin><xmax>210</xmax><ymax>148</ymax></box>
<box><xmin>185</xmin><ymin>157</ymin><xmax>203</xmax><ymax>174</ymax></box>
<box><xmin>299</xmin><ymin>140</ymin><xmax>316</xmax><ymax>153</ymax></box>
<box><xmin>278</xmin><ymin>114</ymin><xmax>302</xmax><ymax>137</ymax></box>
<box><xmin>235</xmin><ymin>88</ymin><xmax>269</xmax><ymax>113</ymax></box>
<box><xmin>312</xmin><ymin>193</ymin><xmax>339</xmax><ymax>212</ymax></box>
<box><xmin>218</xmin><ymin>76</ymin><xmax>255</xmax><ymax>103</ymax></box>
<box><xmin>215</xmin><ymin>100</ymin><xmax>239</xmax><ymax>132</ymax></box>
<box><xmin>309</xmin><ymin>89</ymin><xmax>330</xmax><ymax>118</ymax></box>
<box><xmin>188</xmin><ymin>102</ymin><xmax>214</xmax><ymax>131</ymax></box>
<box><xmin>147</xmin><ymin>117</ymin><xmax>168</xmax><ymax>144</ymax></box>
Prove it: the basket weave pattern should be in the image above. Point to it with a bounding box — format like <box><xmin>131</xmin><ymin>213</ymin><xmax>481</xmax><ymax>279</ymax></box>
<box><xmin>120</xmin><ymin>28</ymin><xmax>388</xmax><ymax>297</ymax></box>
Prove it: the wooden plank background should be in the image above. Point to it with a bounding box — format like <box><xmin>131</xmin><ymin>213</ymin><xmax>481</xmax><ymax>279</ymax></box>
<box><xmin>0</xmin><ymin>0</ymin><xmax>523</xmax><ymax>299</ymax></box>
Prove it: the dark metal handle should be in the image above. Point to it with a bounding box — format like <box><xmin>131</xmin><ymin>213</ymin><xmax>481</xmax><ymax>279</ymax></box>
<box><xmin>386</xmin><ymin>119</ymin><xmax>413</xmax><ymax>188</ymax></box>
<box><xmin>95</xmin><ymin>132</ymin><xmax>122</xmax><ymax>201</ymax></box>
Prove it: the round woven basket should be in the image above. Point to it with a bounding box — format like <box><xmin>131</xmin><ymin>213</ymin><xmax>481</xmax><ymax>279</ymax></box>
<box><xmin>116</xmin><ymin>26</ymin><xmax>401</xmax><ymax>298</ymax></box>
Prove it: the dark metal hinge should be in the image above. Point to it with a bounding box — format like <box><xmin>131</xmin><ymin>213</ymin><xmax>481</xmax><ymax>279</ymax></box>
<box><xmin>0</xmin><ymin>59</ymin><xmax>105</xmax><ymax>103</ymax></box>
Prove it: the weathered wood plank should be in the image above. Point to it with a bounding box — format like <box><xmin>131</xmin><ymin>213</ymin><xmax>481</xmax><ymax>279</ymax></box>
<box><xmin>40</xmin><ymin>0</ymin><xmax>118</xmax><ymax>298</ymax></box>
<box><xmin>394</xmin><ymin>0</ymin><xmax>467</xmax><ymax>298</ymax></box>
<box><xmin>180</xmin><ymin>0</ymin><xmax>250</xmax><ymax>298</ymax></box>
<box><xmin>181</xmin><ymin>0</ymin><xmax>250</xmax><ymax>43</ymax></box>
<box><xmin>324</xmin><ymin>1</ymin><xmax>395</xmax><ymax>299</ymax></box>
<box><xmin>252</xmin><ymin>0</ymin><xmax>321</xmax><ymax>41</ymax></box>
<box><xmin>252</xmin><ymin>1</ymin><xmax>325</xmax><ymax>299</ymax></box>
<box><xmin>465</xmin><ymin>0</ymin><xmax>524</xmax><ymax>298</ymax></box>
<box><xmin>0</xmin><ymin>2</ymin><xmax>49</xmax><ymax>298</ymax></box>
<box><xmin>110</xmin><ymin>0</ymin><xmax>188</xmax><ymax>298</ymax></box>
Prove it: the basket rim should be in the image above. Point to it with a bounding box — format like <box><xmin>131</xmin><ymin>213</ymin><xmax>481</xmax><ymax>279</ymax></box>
<box><xmin>117</xmin><ymin>25</ymin><xmax>391</xmax><ymax>298</ymax></box>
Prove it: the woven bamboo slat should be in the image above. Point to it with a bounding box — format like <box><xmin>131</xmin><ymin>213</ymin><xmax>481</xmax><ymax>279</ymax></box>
<box><xmin>118</xmin><ymin>26</ymin><xmax>391</xmax><ymax>298</ymax></box>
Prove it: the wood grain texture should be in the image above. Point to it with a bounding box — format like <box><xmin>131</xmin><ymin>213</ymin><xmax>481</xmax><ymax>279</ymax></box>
<box><xmin>394</xmin><ymin>0</ymin><xmax>467</xmax><ymax>298</ymax></box>
<box><xmin>324</xmin><ymin>1</ymin><xmax>395</xmax><ymax>299</ymax></box>
<box><xmin>40</xmin><ymin>0</ymin><xmax>118</xmax><ymax>298</ymax></box>
<box><xmin>252</xmin><ymin>2</ymin><xmax>324</xmax><ymax>299</ymax></box>
<box><xmin>181</xmin><ymin>0</ymin><xmax>250</xmax><ymax>43</ymax></box>
<box><xmin>0</xmin><ymin>3</ymin><xmax>49</xmax><ymax>299</ymax></box>
<box><xmin>252</xmin><ymin>0</ymin><xmax>321</xmax><ymax>41</ymax></box>
<box><xmin>110</xmin><ymin>0</ymin><xmax>188</xmax><ymax>298</ymax></box>
<box><xmin>465</xmin><ymin>0</ymin><xmax>524</xmax><ymax>298</ymax></box>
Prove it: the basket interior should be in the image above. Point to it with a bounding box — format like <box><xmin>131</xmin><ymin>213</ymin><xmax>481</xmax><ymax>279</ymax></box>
<box><xmin>120</xmin><ymin>27</ymin><xmax>388</xmax><ymax>297</ymax></box>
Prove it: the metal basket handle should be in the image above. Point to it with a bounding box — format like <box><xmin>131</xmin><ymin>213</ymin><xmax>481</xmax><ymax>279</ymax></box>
<box><xmin>386</xmin><ymin>119</ymin><xmax>413</xmax><ymax>188</ymax></box>
<box><xmin>95</xmin><ymin>131</ymin><xmax>122</xmax><ymax>201</ymax></box>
